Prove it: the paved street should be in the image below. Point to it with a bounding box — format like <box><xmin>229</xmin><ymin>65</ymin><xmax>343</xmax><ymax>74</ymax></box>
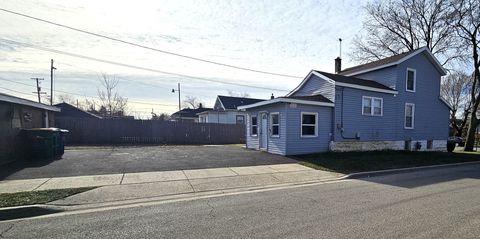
<box><xmin>1</xmin><ymin>163</ymin><xmax>479</xmax><ymax>238</ymax></box>
<box><xmin>0</xmin><ymin>145</ymin><xmax>296</xmax><ymax>180</ymax></box>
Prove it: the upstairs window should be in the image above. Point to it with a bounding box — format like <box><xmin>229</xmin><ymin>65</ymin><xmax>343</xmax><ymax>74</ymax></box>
<box><xmin>270</xmin><ymin>113</ymin><xmax>279</xmax><ymax>137</ymax></box>
<box><xmin>251</xmin><ymin>115</ymin><xmax>258</xmax><ymax>136</ymax></box>
<box><xmin>406</xmin><ymin>68</ymin><xmax>416</xmax><ymax>92</ymax></box>
<box><xmin>362</xmin><ymin>96</ymin><xmax>383</xmax><ymax>116</ymax></box>
<box><xmin>301</xmin><ymin>112</ymin><xmax>317</xmax><ymax>137</ymax></box>
<box><xmin>405</xmin><ymin>103</ymin><xmax>415</xmax><ymax>129</ymax></box>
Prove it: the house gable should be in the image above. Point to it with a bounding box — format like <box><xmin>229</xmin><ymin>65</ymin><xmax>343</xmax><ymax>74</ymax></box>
<box><xmin>213</xmin><ymin>97</ymin><xmax>225</xmax><ymax>110</ymax></box>
<box><xmin>287</xmin><ymin>71</ymin><xmax>336</xmax><ymax>102</ymax></box>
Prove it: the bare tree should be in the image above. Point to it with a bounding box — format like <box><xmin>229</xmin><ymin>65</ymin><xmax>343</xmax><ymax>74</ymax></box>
<box><xmin>56</xmin><ymin>94</ymin><xmax>76</xmax><ymax>105</ymax></box>
<box><xmin>441</xmin><ymin>71</ymin><xmax>473</xmax><ymax>136</ymax></box>
<box><xmin>97</xmin><ymin>74</ymin><xmax>128</xmax><ymax>117</ymax></box>
<box><xmin>227</xmin><ymin>90</ymin><xmax>250</xmax><ymax>98</ymax></box>
<box><xmin>450</xmin><ymin>0</ymin><xmax>480</xmax><ymax>151</ymax></box>
<box><xmin>182</xmin><ymin>95</ymin><xmax>204</xmax><ymax>109</ymax></box>
<box><xmin>151</xmin><ymin>112</ymin><xmax>170</xmax><ymax>121</ymax></box>
<box><xmin>351</xmin><ymin>0</ymin><xmax>460</xmax><ymax>65</ymax></box>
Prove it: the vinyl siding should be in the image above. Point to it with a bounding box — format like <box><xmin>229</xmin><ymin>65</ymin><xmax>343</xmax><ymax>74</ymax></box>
<box><xmin>204</xmin><ymin>111</ymin><xmax>246</xmax><ymax>124</ymax></box>
<box><xmin>245</xmin><ymin>104</ymin><xmax>287</xmax><ymax>155</ymax></box>
<box><xmin>213</xmin><ymin>98</ymin><xmax>224</xmax><ymax>110</ymax></box>
<box><xmin>353</xmin><ymin>66</ymin><xmax>398</xmax><ymax>90</ymax></box>
<box><xmin>334</xmin><ymin>86</ymin><xmax>397</xmax><ymax>141</ymax></box>
<box><xmin>336</xmin><ymin>52</ymin><xmax>449</xmax><ymax>142</ymax></box>
<box><xmin>292</xmin><ymin>75</ymin><xmax>335</xmax><ymax>102</ymax></box>
<box><xmin>394</xmin><ymin>54</ymin><xmax>449</xmax><ymax>140</ymax></box>
<box><xmin>285</xmin><ymin>104</ymin><xmax>333</xmax><ymax>155</ymax></box>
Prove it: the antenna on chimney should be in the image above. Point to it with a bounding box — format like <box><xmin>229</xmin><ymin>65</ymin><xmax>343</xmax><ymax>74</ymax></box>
<box><xmin>339</xmin><ymin>38</ymin><xmax>342</xmax><ymax>59</ymax></box>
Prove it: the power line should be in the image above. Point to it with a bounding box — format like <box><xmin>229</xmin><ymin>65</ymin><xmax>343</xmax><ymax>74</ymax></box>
<box><xmin>0</xmin><ymin>77</ymin><xmax>178</xmax><ymax>107</ymax></box>
<box><xmin>0</xmin><ymin>86</ymin><xmax>36</xmax><ymax>96</ymax></box>
<box><xmin>0</xmin><ymin>8</ymin><xmax>303</xmax><ymax>79</ymax></box>
<box><xmin>55</xmin><ymin>62</ymin><xmax>214</xmax><ymax>99</ymax></box>
<box><xmin>0</xmin><ymin>38</ymin><xmax>290</xmax><ymax>92</ymax></box>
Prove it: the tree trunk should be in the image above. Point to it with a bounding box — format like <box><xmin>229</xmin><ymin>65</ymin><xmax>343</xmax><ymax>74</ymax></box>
<box><xmin>464</xmin><ymin>116</ymin><xmax>478</xmax><ymax>151</ymax></box>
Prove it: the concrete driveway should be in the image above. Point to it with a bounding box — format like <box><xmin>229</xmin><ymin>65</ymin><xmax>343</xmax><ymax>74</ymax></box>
<box><xmin>0</xmin><ymin>145</ymin><xmax>297</xmax><ymax>180</ymax></box>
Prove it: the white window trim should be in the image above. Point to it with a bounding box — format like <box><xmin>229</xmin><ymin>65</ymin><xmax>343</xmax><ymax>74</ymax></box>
<box><xmin>270</xmin><ymin>112</ymin><xmax>280</xmax><ymax>138</ymax></box>
<box><xmin>406</xmin><ymin>68</ymin><xmax>416</xmax><ymax>92</ymax></box>
<box><xmin>301</xmin><ymin>112</ymin><xmax>318</xmax><ymax>138</ymax></box>
<box><xmin>236</xmin><ymin>115</ymin><xmax>245</xmax><ymax>124</ymax></box>
<box><xmin>404</xmin><ymin>103</ymin><xmax>415</xmax><ymax>129</ymax></box>
<box><xmin>362</xmin><ymin>96</ymin><xmax>383</xmax><ymax>116</ymax></box>
<box><xmin>251</xmin><ymin>115</ymin><xmax>258</xmax><ymax>137</ymax></box>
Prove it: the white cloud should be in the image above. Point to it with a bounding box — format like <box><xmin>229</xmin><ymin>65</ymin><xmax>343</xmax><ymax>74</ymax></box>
<box><xmin>0</xmin><ymin>0</ymin><xmax>367</xmax><ymax>114</ymax></box>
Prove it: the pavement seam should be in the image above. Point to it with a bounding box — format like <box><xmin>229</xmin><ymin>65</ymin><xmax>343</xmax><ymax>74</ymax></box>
<box><xmin>228</xmin><ymin>167</ymin><xmax>240</xmax><ymax>176</ymax></box>
<box><xmin>119</xmin><ymin>173</ymin><xmax>126</xmax><ymax>185</ymax></box>
<box><xmin>31</xmin><ymin>178</ymin><xmax>52</xmax><ymax>191</ymax></box>
<box><xmin>182</xmin><ymin>170</ymin><xmax>196</xmax><ymax>193</ymax></box>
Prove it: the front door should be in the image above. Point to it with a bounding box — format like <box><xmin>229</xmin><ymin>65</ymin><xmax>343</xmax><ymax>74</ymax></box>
<box><xmin>260</xmin><ymin>113</ymin><xmax>268</xmax><ymax>150</ymax></box>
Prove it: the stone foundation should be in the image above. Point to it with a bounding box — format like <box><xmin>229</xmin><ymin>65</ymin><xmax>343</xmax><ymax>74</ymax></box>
<box><xmin>330</xmin><ymin>140</ymin><xmax>447</xmax><ymax>152</ymax></box>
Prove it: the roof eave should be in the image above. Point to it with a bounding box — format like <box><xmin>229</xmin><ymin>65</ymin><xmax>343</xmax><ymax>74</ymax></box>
<box><xmin>0</xmin><ymin>94</ymin><xmax>61</xmax><ymax>112</ymax></box>
<box><xmin>238</xmin><ymin>98</ymin><xmax>334</xmax><ymax>110</ymax></box>
<box><xmin>341</xmin><ymin>47</ymin><xmax>447</xmax><ymax>76</ymax></box>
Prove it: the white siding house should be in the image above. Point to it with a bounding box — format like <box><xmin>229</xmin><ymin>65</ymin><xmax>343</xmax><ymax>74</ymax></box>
<box><xmin>198</xmin><ymin>95</ymin><xmax>266</xmax><ymax>124</ymax></box>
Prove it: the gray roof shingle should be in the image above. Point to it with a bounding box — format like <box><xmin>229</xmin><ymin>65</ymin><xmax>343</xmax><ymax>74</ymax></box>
<box><xmin>314</xmin><ymin>71</ymin><xmax>395</xmax><ymax>91</ymax></box>
<box><xmin>217</xmin><ymin>95</ymin><xmax>265</xmax><ymax>110</ymax></box>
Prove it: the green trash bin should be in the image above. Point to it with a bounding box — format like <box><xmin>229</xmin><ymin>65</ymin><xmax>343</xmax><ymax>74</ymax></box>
<box><xmin>56</xmin><ymin>129</ymin><xmax>69</xmax><ymax>157</ymax></box>
<box><xmin>23</xmin><ymin>128</ymin><xmax>58</xmax><ymax>160</ymax></box>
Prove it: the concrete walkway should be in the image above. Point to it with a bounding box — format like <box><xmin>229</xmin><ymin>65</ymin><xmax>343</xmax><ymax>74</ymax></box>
<box><xmin>0</xmin><ymin>164</ymin><xmax>343</xmax><ymax>205</ymax></box>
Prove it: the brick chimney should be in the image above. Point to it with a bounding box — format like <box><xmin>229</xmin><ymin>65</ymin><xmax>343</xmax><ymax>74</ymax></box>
<box><xmin>335</xmin><ymin>57</ymin><xmax>342</xmax><ymax>74</ymax></box>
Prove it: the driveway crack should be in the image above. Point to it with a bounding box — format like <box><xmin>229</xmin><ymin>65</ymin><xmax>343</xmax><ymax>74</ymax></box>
<box><xmin>0</xmin><ymin>222</ymin><xmax>17</xmax><ymax>239</ymax></box>
<box><xmin>205</xmin><ymin>199</ymin><xmax>215</xmax><ymax>218</ymax></box>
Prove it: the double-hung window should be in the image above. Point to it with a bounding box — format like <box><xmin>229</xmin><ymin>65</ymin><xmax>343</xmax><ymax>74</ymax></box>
<box><xmin>251</xmin><ymin>115</ymin><xmax>258</xmax><ymax>136</ymax></box>
<box><xmin>405</xmin><ymin>103</ymin><xmax>415</xmax><ymax>129</ymax></box>
<box><xmin>301</xmin><ymin>112</ymin><xmax>317</xmax><ymax>137</ymax></box>
<box><xmin>270</xmin><ymin>113</ymin><xmax>279</xmax><ymax>137</ymax></box>
<box><xmin>236</xmin><ymin>115</ymin><xmax>245</xmax><ymax>124</ymax></box>
<box><xmin>362</xmin><ymin>96</ymin><xmax>383</xmax><ymax>116</ymax></box>
<box><xmin>406</xmin><ymin>68</ymin><xmax>416</xmax><ymax>92</ymax></box>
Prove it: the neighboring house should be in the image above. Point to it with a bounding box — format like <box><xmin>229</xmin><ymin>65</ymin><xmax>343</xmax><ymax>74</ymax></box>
<box><xmin>197</xmin><ymin>95</ymin><xmax>265</xmax><ymax>124</ymax></box>
<box><xmin>0</xmin><ymin>93</ymin><xmax>60</xmax><ymax>164</ymax></box>
<box><xmin>54</xmin><ymin>102</ymin><xmax>102</xmax><ymax>119</ymax></box>
<box><xmin>171</xmin><ymin>107</ymin><xmax>212</xmax><ymax>122</ymax></box>
<box><xmin>239</xmin><ymin>47</ymin><xmax>450</xmax><ymax>155</ymax></box>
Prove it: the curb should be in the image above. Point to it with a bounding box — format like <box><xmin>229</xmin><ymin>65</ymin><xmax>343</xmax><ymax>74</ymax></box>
<box><xmin>0</xmin><ymin>176</ymin><xmax>346</xmax><ymax>222</ymax></box>
<box><xmin>340</xmin><ymin>161</ymin><xmax>480</xmax><ymax>179</ymax></box>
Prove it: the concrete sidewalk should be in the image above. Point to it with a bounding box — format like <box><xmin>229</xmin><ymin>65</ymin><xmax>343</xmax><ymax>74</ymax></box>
<box><xmin>0</xmin><ymin>163</ymin><xmax>343</xmax><ymax>205</ymax></box>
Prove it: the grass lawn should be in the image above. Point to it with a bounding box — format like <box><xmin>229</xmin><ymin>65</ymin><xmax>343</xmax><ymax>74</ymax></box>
<box><xmin>293</xmin><ymin>150</ymin><xmax>480</xmax><ymax>174</ymax></box>
<box><xmin>0</xmin><ymin>187</ymin><xmax>95</xmax><ymax>208</ymax></box>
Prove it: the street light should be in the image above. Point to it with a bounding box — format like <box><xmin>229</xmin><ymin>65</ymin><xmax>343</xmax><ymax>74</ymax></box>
<box><xmin>172</xmin><ymin>83</ymin><xmax>181</xmax><ymax>111</ymax></box>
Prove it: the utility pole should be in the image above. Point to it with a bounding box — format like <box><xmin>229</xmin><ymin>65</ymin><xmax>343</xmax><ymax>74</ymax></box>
<box><xmin>171</xmin><ymin>83</ymin><xmax>181</xmax><ymax>111</ymax></box>
<box><xmin>31</xmin><ymin>78</ymin><xmax>45</xmax><ymax>103</ymax></box>
<box><xmin>50</xmin><ymin>59</ymin><xmax>56</xmax><ymax>105</ymax></box>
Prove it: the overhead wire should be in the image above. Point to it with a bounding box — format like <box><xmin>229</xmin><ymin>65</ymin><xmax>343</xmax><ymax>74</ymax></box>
<box><xmin>0</xmin><ymin>7</ymin><xmax>303</xmax><ymax>79</ymax></box>
<box><xmin>0</xmin><ymin>38</ymin><xmax>290</xmax><ymax>92</ymax></box>
<box><xmin>0</xmin><ymin>76</ymin><xmax>179</xmax><ymax>107</ymax></box>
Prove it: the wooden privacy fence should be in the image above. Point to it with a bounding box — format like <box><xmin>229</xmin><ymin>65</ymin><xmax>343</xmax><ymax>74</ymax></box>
<box><xmin>55</xmin><ymin>118</ymin><xmax>245</xmax><ymax>145</ymax></box>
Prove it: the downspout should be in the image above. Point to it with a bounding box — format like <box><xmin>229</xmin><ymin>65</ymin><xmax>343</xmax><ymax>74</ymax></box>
<box><xmin>339</xmin><ymin>87</ymin><xmax>360</xmax><ymax>140</ymax></box>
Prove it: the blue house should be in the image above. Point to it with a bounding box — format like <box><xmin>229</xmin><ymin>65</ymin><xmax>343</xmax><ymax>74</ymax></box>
<box><xmin>238</xmin><ymin>47</ymin><xmax>450</xmax><ymax>155</ymax></box>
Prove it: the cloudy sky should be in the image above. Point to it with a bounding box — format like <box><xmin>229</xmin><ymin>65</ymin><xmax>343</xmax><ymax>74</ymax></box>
<box><xmin>0</xmin><ymin>0</ymin><xmax>367</xmax><ymax>117</ymax></box>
